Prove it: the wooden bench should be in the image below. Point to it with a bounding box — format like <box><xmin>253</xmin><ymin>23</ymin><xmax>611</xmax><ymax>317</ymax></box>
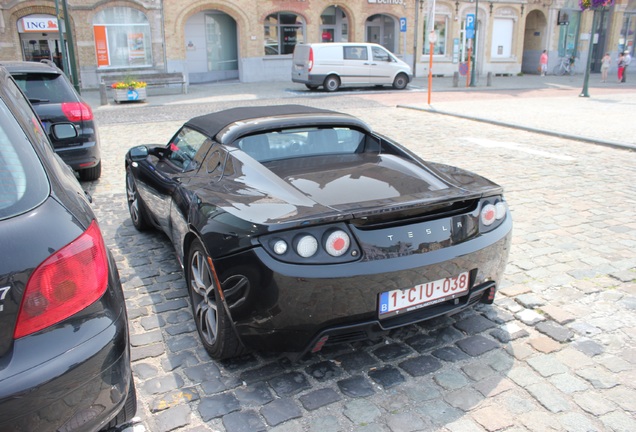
<box><xmin>100</xmin><ymin>72</ymin><xmax>188</xmax><ymax>94</ymax></box>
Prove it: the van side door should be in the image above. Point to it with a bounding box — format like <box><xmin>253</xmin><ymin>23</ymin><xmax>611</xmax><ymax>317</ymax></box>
<box><xmin>342</xmin><ymin>45</ymin><xmax>371</xmax><ymax>85</ymax></box>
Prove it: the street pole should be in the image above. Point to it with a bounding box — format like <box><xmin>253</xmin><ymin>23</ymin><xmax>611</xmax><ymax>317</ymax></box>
<box><xmin>580</xmin><ymin>9</ymin><xmax>598</xmax><ymax>98</ymax></box>
<box><xmin>54</xmin><ymin>0</ymin><xmax>68</xmax><ymax>77</ymax></box>
<box><xmin>428</xmin><ymin>30</ymin><xmax>437</xmax><ymax>105</ymax></box>
<box><xmin>470</xmin><ymin>0</ymin><xmax>479</xmax><ymax>87</ymax></box>
<box><xmin>61</xmin><ymin>0</ymin><xmax>80</xmax><ymax>93</ymax></box>
<box><xmin>413</xmin><ymin>0</ymin><xmax>420</xmax><ymax>77</ymax></box>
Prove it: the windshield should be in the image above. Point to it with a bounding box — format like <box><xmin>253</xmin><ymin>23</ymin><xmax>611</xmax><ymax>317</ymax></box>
<box><xmin>0</xmin><ymin>97</ymin><xmax>49</xmax><ymax>220</ymax></box>
<box><xmin>235</xmin><ymin>127</ymin><xmax>377</xmax><ymax>162</ymax></box>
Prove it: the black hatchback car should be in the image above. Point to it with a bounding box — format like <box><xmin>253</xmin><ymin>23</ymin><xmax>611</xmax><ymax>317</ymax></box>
<box><xmin>0</xmin><ymin>67</ymin><xmax>135</xmax><ymax>430</ymax></box>
<box><xmin>1</xmin><ymin>60</ymin><xmax>102</xmax><ymax>181</ymax></box>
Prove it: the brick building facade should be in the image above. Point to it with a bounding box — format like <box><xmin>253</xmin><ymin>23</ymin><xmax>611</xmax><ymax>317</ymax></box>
<box><xmin>0</xmin><ymin>0</ymin><xmax>634</xmax><ymax>89</ymax></box>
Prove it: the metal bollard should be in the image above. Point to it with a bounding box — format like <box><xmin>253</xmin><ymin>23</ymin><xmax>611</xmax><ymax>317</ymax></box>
<box><xmin>99</xmin><ymin>82</ymin><xmax>108</xmax><ymax>106</ymax></box>
<box><xmin>453</xmin><ymin>72</ymin><xmax>459</xmax><ymax>87</ymax></box>
<box><xmin>487</xmin><ymin>72</ymin><xmax>492</xmax><ymax>87</ymax></box>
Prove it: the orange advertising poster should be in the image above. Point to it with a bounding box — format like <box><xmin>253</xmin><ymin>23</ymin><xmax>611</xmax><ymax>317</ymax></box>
<box><xmin>94</xmin><ymin>26</ymin><xmax>110</xmax><ymax>67</ymax></box>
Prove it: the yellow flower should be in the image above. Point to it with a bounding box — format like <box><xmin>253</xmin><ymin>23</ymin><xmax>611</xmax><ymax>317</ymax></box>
<box><xmin>111</xmin><ymin>80</ymin><xmax>147</xmax><ymax>89</ymax></box>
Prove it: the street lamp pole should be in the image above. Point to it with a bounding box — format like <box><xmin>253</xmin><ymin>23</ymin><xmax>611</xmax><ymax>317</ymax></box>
<box><xmin>470</xmin><ymin>0</ymin><xmax>479</xmax><ymax>87</ymax></box>
<box><xmin>61</xmin><ymin>0</ymin><xmax>80</xmax><ymax>93</ymax></box>
<box><xmin>580</xmin><ymin>9</ymin><xmax>599</xmax><ymax>98</ymax></box>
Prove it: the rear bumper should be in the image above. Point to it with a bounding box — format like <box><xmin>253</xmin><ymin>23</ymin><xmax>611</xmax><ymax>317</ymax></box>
<box><xmin>216</xmin><ymin>217</ymin><xmax>512</xmax><ymax>356</ymax></box>
<box><xmin>292</xmin><ymin>74</ymin><xmax>327</xmax><ymax>86</ymax></box>
<box><xmin>0</xmin><ymin>280</ymin><xmax>131</xmax><ymax>432</ymax></box>
<box><xmin>55</xmin><ymin>139</ymin><xmax>101</xmax><ymax>170</ymax></box>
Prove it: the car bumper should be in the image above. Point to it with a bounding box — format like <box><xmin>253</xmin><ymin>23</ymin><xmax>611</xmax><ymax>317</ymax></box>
<box><xmin>292</xmin><ymin>74</ymin><xmax>327</xmax><ymax>86</ymax></box>
<box><xmin>216</xmin><ymin>217</ymin><xmax>512</xmax><ymax>357</ymax></box>
<box><xmin>55</xmin><ymin>139</ymin><xmax>101</xmax><ymax>171</ymax></box>
<box><xmin>0</xmin><ymin>282</ymin><xmax>131</xmax><ymax>431</ymax></box>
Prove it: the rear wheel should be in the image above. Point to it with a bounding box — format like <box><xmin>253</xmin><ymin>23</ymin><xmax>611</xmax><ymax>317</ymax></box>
<box><xmin>126</xmin><ymin>168</ymin><xmax>151</xmax><ymax>230</ymax></box>
<box><xmin>79</xmin><ymin>161</ymin><xmax>102</xmax><ymax>181</ymax></box>
<box><xmin>187</xmin><ymin>240</ymin><xmax>243</xmax><ymax>360</ymax></box>
<box><xmin>323</xmin><ymin>75</ymin><xmax>340</xmax><ymax>92</ymax></box>
<box><xmin>553</xmin><ymin>64</ymin><xmax>564</xmax><ymax>76</ymax></box>
<box><xmin>393</xmin><ymin>73</ymin><xmax>409</xmax><ymax>90</ymax></box>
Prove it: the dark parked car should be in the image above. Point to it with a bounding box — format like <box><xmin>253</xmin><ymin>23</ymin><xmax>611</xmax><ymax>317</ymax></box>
<box><xmin>1</xmin><ymin>60</ymin><xmax>102</xmax><ymax>181</ymax></box>
<box><xmin>0</xmin><ymin>67</ymin><xmax>135</xmax><ymax>430</ymax></box>
<box><xmin>125</xmin><ymin>105</ymin><xmax>512</xmax><ymax>360</ymax></box>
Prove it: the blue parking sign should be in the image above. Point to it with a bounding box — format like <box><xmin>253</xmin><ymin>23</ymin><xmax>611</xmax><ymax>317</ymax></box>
<box><xmin>400</xmin><ymin>17</ymin><xmax>407</xmax><ymax>32</ymax></box>
<box><xmin>466</xmin><ymin>14</ymin><xmax>475</xmax><ymax>30</ymax></box>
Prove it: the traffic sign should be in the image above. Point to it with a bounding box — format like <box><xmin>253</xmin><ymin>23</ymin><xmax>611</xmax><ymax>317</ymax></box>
<box><xmin>466</xmin><ymin>14</ymin><xmax>475</xmax><ymax>30</ymax></box>
<box><xmin>466</xmin><ymin>29</ymin><xmax>475</xmax><ymax>39</ymax></box>
<box><xmin>400</xmin><ymin>17</ymin><xmax>407</xmax><ymax>32</ymax></box>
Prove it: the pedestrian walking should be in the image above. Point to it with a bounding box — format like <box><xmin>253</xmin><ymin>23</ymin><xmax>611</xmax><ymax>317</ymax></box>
<box><xmin>601</xmin><ymin>52</ymin><xmax>611</xmax><ymax>82</ymax></box>
<box><xmin>617</xmin><ymin>52</ymin><xmax>625</xmax><ymax>82</ymax></box>
<box><xmin>539</xmin><ymin>50</ymin><xmax>548</xmax><ymax>76</ymax></box>
<box><xmin>621</xmin><ymin>49</ymin><xmax>631</xmax><ymax>82</ymax></box>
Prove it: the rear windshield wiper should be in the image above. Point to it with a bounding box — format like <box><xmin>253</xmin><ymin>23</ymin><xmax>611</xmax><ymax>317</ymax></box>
<box><xmin>28</xmin><ymin>98</ymin><xmax>50</xmax><ymax>103</ymax></box>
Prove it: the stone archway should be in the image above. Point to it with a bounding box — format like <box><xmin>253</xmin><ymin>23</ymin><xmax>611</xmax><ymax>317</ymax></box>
<box><xmin>521</xmin><ymin>9</ymin><xmax>547</xmax><ymax>74</ymax></box>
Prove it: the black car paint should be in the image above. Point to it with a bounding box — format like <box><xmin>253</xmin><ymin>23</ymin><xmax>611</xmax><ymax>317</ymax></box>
<box><xmin>0</xmin><ymin>68</ymin><xmax>133</xmax><ymax>431</ymax></box>
<box><xmin>1</xmin><ymin>61</ymin><xmax>101</xmax><ymax>180</ymax></box>
<box><xmin>126</xmin><ymin>105</ymin><xmax>512</xmax><ymax>358</ymax></box>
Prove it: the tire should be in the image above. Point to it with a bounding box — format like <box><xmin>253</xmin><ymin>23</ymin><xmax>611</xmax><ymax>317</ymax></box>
<box><xmin>305</xmin><ymin>84</ymin><xmax>319</xmax><ymax>91</ymax></box>
<box><xmin>187</xmin><ymin>240</ymin><xmax>244</xmax><ymax>360</ymax></box>
<box><xmin>126</xmin><ymin>168</ymin><xmax>151</xmax><ymax>231</ymax></box>
<box><xmin>568</xmin><ymin>66</ymin><xmax>576</xmax><ymax>76</ymax></box>
<box><xmin>323</xmin><ymin>75</ymin><xmax>340</xmax><ymax>92</ymax></box>
<box><xmin>553</xmin><ymin>65</ymin><xmax>564</xmax><ymax>76</ymax></box>
<box><xmin>79</xmin><ymin>161</ymin><xmax>102</xmax><ymax>181</ymax></box>
<box><xmin>100</xmin><ymin>377</ymin><xmax>137</xmax><ymax>431</ymax></box>
<box><xmin>393</xmin><ymin>73</ymin><xmax>409</xmax><ymax>90</ymax></box>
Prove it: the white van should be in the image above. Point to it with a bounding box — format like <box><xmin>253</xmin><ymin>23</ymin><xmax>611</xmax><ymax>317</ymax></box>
<box><xmin>292</xmin><ymin>43</ymin><xmax>413</xmax><ymax>92</ymax></box>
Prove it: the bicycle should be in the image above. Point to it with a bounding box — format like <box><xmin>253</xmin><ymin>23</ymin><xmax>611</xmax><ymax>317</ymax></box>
<box><xmin>552</xmin><ymin>56</ymin><xmax>576</xmax><ymax>76</ymax></box>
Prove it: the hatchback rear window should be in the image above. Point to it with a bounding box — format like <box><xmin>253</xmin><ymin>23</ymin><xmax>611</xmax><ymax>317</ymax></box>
<box><xmin>11</xmin><ymin>73</ymin><xmax>77</xmax><ymax>104</ymax></box>
<box><xmin>0</xmin><ymin>99</ymin><xmax>49</xmax><ymax>220</ymax></box>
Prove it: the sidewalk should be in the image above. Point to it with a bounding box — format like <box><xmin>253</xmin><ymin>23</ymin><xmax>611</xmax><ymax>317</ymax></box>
<box><xmin>82</xmin><ymin>73</ymin><xmax>636</xmax><ymax>150</ymax></box>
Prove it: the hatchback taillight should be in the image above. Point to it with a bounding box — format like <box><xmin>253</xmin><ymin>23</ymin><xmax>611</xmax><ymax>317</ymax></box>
<box><xmin>61</xmin><ymin>102</ymin><xmax>93</xmax><ymax>122</ymax></box>
<box><xmin>14</xmin><ymin>220</ymin><xmax>109</xmax><ymax>339</ymax></box>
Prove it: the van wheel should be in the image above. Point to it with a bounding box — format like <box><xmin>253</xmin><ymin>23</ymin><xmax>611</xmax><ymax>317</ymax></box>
<box><xmin>305</xmin><ymin>84</ymin><xmax>319</xmax><ymax>91</ymax></box>
<box><xmin>393</xmin><ymin>73</ymin><xmax>409</xmax><ymax>90</ymax></box>
<box><xmin>323</xmin><ymin>75</ymin><xmax>340</xmax><ymax>92</ymax></box>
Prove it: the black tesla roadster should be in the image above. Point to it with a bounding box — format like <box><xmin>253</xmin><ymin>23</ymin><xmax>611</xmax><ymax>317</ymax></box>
<box><xmin>125</xmin><ymin>105</ymin><xmax>512</xmax><ymax>360</ymax></box>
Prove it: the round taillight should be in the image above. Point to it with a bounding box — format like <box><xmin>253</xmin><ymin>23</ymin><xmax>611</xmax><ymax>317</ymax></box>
<box><xmin>272</xmin><ymin>239</ymin><xmax>288</xmax><ymax>255</ymax></box>
<box><xmin>481</xmin><ymin>204</ymin><xmax>496</xmax><ymax>226</ymax></box>
<box><xmin>495</xmin><ymin>202</ymin><xmax>507</xmax><ymax>220</ymax></box>
<box><xmin>325</xmin><ymin>230</ymin><xmax>350</xmax><ymax>257</ymax></box>
<box><xmin>296</xmin><ymin>235</ymin><xmax>318</xmax><ymax>258</ymax></box>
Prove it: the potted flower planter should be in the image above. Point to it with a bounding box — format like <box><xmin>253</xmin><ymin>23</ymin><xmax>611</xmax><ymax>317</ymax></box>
<box><xmin>113</xmin><ymin>87</ymin><xmax>147</xmax><ymax>103</ymax></box>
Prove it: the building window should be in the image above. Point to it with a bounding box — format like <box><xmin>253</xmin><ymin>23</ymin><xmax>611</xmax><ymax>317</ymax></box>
<box><xmin>264</xmin><ymin>12</ymin><xmax>305</xmax><ymax>55</ymax></box>
<box><xmin>557</xmin><ymin>10</ymin><xmax>580</xmax><ymax>58</ymax></box>
<box><xmin>491</xmin><ymin>18</ymin><xmax>513</xmax><ymax>58</ymax></box>
<box><xmin>320</xmin><ymin>6</ymin><xmax>348</xmax><ymax>42</ymax></box>
<box><xmin>619</xmin><ymin>13</ymin><xmax>635</xmax><ymax>55</ymax></box>
<box><xmin>424</xmin><ymin>16</ymin><xmax>447</xmax><ymax>55</ymax></box>
<box><xmin>93</xmin><ymin>7</ymin><xmax>152</xmax><ymax>68</ymax></box>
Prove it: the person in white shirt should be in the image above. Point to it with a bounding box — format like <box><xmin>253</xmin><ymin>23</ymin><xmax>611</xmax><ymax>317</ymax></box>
<box><xmin>621</xmin><ymin>50</ymin><xmax>631</xmax><ymax>83</ymax></box>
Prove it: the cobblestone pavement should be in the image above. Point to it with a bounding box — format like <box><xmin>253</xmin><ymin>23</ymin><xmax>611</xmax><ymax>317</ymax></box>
<box><xmin>82</xmin><ymin>84</ymin><xmax>636</xmax><ymax>432</ymax></box>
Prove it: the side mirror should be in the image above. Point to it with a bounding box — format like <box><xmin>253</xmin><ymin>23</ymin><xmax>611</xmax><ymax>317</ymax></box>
<box><xmin>50</xmin><ymin>123</ymin><xmax>78</xmax><ymax>140</ymax></box>
<box><xmin>129</xmin><ymin>145</ymin><xmax>149</xmax><ymax>160</ymax></box>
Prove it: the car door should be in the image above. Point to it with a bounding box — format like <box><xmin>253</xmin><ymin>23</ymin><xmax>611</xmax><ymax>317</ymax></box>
<box><xmin>136</xmin><ymin>127</ymin><xmax>211</xmax><ymax>239</ymax></box>
<box><xmin>342</xmin><ymin>45</ymin><xmax>371</xmax><ymax>85</ymax></box>
<box><xmin>368</xmin><ymin>45</ymin><xmax>395</xmax><ymax>84</ymax></box>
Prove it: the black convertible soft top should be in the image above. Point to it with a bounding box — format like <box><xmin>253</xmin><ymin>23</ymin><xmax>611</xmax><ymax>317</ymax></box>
<box><xmin>185</xmin><ymin>105</ymin><xmax>342</xmax><ymax>140</ymax></box>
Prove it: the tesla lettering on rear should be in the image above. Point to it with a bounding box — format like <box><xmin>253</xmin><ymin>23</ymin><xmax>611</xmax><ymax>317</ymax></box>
<box><xmin>0</xmin><ymin>286</ymin><xmax>10</xmax><ymax>312</ymax></box>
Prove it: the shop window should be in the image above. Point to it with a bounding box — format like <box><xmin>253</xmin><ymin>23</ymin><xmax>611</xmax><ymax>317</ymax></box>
<box><xmin>423</xmin><ymin>16</ymin><xmax>447</xmax><ymax>55</ymax></box>
<box><xmin>264</xmin><ymin>12</ymin><xmax>305</xmax><ymax>55</ymax></box>
<box><xmin>619</xmin><ymin>14</ymin><xmax>635</xmax><ymax>55</ymax></box>
<box><xmin>491</xmin><ymin>18</ymin><xmax>513</xmax><ymax>58</ymax></box>
<box><xmin>557</xmin><ymin>10</ymin><xmax>580</xmax><ymax>58</ymax></box>
<box><xmin>93</xmin><ymin>7</ymin><xmax>152</xmax><ymax>68</ymax></box>
<box><xmin>320</xmin><ymin>6</ymin><xmax>348</xmax><ymax>42</ymax></box>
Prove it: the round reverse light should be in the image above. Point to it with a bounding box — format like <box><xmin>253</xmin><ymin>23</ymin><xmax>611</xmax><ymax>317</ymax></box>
<box><xmin>480</xmin><ymin>204</ymin><xmax>496</xmax><ymax>226</ymax></box>
<box><xmin>325</xmin><ymin>230</ymin><xmax>351</xmax><ymax>257</ymax></box>
<box><xmin>296</xmin><ymin>235</ymin><xmax>318</xmax><ymax>258</ymax></box>
<box><xmin>495</xmin><ymin>202</ymin><xmax>507</xmax><ymax>220</ymax></box>
<box><xmin>272</xmin><ymin>239</ymin><xmax>288</xmax><ymax>255</ymax></box>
